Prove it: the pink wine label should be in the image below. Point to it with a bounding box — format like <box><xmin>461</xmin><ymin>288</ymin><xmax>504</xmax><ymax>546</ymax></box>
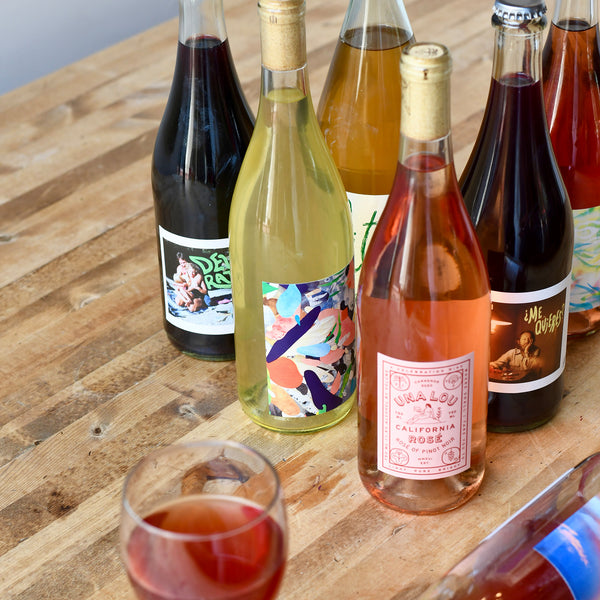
<box><xmin>347</xmin><ymin>191</ymin><xmax>389</xmax><ymax>274</ymax></box>
<box><xmin>570</xmin><ymin>206</ymin><xmax>600</xmax><ymax>312</ymax></box>
<box><xmin>158</xmin><ymin>227</ymin><xmax>233</xmax><ymax>335</ymax></box>
<box><xmin>488</xmin><ymin>276</ymin><xmax>569</xmax><ymax>394</ymax></box>
<box><xmin>534</xmin><ymin>496</ymin><xmax>600</xmax><ymax>600</ymax></box>
<box><xmin>377</xmin><ymin>352</ymin><xmax>473</xmax><ymax>480</ymax></box>
<box><xmin>262</xmin><ymin>263</ymin><xmax>356</xmax><ymax>418</ymax></box>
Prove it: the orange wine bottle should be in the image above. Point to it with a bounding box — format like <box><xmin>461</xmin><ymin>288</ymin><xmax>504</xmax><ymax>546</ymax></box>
<box><xmin>317</xmin><ymin>0</ymin><xmax>414</xmax><ymax>274</ymax></box>
<box><xmin>542</xmin><ymin>0</ymin><xmax>600</xmax><ymax>338</ymax></box>
<box><xmin>357</xmin><ymin>43</ymin><xmax>490</xmax><ymax>514</ymax></box>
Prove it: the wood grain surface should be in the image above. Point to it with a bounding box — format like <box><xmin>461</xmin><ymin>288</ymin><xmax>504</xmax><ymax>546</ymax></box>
<box><xmin>2</xmin><ymin>0</ymin><xmax>599</xmax><ymax>599</ymax></box>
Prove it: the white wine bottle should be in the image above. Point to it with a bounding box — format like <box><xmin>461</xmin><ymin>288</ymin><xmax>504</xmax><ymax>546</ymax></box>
<box><xmin>229</xmin><ymin>0</ymin><xmax>357</xmax><ymax>433</ymax></box>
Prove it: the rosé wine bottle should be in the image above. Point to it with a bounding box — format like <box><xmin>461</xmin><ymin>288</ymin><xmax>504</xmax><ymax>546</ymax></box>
<box><xmin>357</xmin><ymin>43</ymin><xmax>490</xmax><ymax>515</ymax></box>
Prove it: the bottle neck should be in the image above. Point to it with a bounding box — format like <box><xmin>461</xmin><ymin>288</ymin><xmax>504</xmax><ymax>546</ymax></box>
<box><xmin>552</xmin><ymin>0</ymin><xmax>597</xmax><ymax>27</ymax></box>
<box><xmin>258</xmin><ymin>0</ymin><xmax>309</xmax><ymax>99</ymax></box>
<box><xmin>399</xmin><ymin>52</ymin><xmax>453</xmax><ymax>166</ymax></box>
<box><xmin>492</xmin><ymin>13</ymin><xmax>546</xmax><ymax>83</ymax></box>
<box><xmin>340</xmin><ymin>0</ymin><xmax>413</xmax><ymax>49</ymax></box>
<box><xmin>179</xmin><ymin>0</ymin><xmax>227</xmax><ymax>43</ymax></box>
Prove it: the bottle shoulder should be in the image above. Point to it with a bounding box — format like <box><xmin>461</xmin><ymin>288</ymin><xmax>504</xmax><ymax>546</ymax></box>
<box><xmin>362</xmin><ymin>161</ymin><xmax>490</xmax><ymax>301</ymax></box>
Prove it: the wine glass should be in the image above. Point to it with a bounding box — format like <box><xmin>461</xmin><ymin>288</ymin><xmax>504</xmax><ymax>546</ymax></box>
<box><xmin>120</xmin><ymin>440</ymin><xmax>288</xmax><ymax>600</ymax></box>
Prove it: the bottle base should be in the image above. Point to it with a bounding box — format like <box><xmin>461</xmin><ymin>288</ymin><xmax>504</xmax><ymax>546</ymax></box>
<box><xmin>487</xmin><ymin>418</ymin><xmax>553</xmax><ymax>433</ymax></box>
<box><xmin>180</xmin><ymin>349</ymin><xmax>235</xmax><ymax>362</ymax></box>
<box><xmin>359</xmin><ymin>465</ymin><xmax>485</xmax><ymax>515</ymax></box>
<box><xmin>238</xmin><ymin>384</ymin><xmax>356</xmax><ymax>434</ymax></box>
<box><xmin>165</xmin><ymin>326</ymin><xmax>235</xmax><ymax>362</ymax></box>
<box><xmin>567</xmin><ymin>307</ymin><xmax>600</xmax><ymax>339</ymax></box>
<box><xmin>486</xmin><ymin>389</ymin><xmax>562</xmax><ymax>433</ymax></box>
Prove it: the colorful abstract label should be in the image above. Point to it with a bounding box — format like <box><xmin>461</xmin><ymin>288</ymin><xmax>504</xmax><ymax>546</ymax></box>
<box><xmin>377</xmin><ymin>352</ymin><xmax>473</xmax><ymax>480</ymax></box>
<box><xmin>347</xmin><ymin>192</ymin><xmax>389</xmax><ymax>274</ymax></box>
<box><xmin>534</xmin><ymin>496</ymin><xmax>600</xmax><ymax>600</ymax></box>
<box><xmin>158</xmin><ymin>227</ymin><xmax>233</xmax><ymax>335</ymax></box>
<box><xmin>570</xmin><ymin>206</ymin><xmax>600</xmax><ymax>312</ymax></box>
<box><xmin>488</xmin><ymin>276</ymin><xmax>569</xmax><ymax>394</ymax></box>
<box><xmin>262</xmin><ymin>263</ymin><xmax>356</xmax><ymax>418</ymax></box>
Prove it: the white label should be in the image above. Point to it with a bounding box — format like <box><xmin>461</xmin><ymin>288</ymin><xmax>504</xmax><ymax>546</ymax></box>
<box><xmin>377</xmin><ymin>352</ymin><xmax>473</xmax><ymax>480</ymax></box>
<box><xmin>489</xmin><ymin>275</ymin><xmax>569</xmax><ymax>394</ymax></box>
<box><xmin>347</xmin><ymin>191</ymin><xmax>389</xmax><ymax>273</ymax></box>
<box><xmin>158</xmin><ymin>226</ymin><xmax>234</xmax><ymax>335</ymax></box>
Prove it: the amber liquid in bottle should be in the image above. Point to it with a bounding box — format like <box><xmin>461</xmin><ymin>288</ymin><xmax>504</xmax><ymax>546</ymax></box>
<box><xmin>318</xmin><ymin>22</ymin><xmax>414</xmax><ymax>272</ymax></box>
<box><xmin>318</xmin><ymin>25</ymin><xmax>414</xmax><ymax>194</ymax></box>
<box><xmin>543</xmin><ymin>17</ymin><xmax>600</xmax><ymax>338</ymax></box>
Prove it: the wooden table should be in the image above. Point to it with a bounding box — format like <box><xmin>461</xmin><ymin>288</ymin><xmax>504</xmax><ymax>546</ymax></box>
<box><xmin>1</xmin><ymin>0</ymin><xmax>598</xmax><ymax>598</ymax></box>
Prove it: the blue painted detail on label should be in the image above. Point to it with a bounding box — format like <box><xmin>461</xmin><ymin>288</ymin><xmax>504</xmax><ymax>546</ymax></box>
<box><xmin>534</xmin><ymin>495</ymin><xmax>600</xmax><ymax>600</ymax></box>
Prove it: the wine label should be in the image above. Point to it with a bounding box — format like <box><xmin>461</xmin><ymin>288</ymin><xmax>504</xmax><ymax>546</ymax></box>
<box><xmin>570</xmin><ymin>206</ymin><xmax>600</xmax><ymax>312</ymax></box>
<box><xmin>347</xmin><ymin>191</ymin><xmax>389</xmax><ymax>273</ymax></box>
<box><xmin>377</xmin><ymin>352</ymin><xmax>473</xmax><ymax>480</ymax></box>
<box><xmin>488</xmin><ymin>276</ymin><xmax>569</xmax><ymax>394</ymax></box>
<box><xmin>158</xmin><ymin>227</ymin><xmax>234</xmax><ymax>335</ymax></box>
<box><xmin>262</xmin><ymin>263</ymin><xmax>356</xmax><ymax>418</ymax></box>
<box><xmin>534</xmin><ymin>496</ymin><xmax>600</xmax><ymax>600</ymax></box>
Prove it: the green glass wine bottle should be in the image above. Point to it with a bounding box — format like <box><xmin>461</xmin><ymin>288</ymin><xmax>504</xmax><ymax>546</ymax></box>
<box><xmin>229</xmin><ymin>0</ymin><xmax>357</xmax><ymax>433</ymax></box>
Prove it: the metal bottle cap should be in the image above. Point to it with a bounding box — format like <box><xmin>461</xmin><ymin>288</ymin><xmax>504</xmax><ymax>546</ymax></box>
<box><xmin>494</xmin><ymin>0</ymin><xmax>547</xmax><ymax>21</ymax></box>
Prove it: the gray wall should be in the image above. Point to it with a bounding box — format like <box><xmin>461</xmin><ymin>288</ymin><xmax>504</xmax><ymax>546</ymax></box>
<box><xmin>0</xmin><ymin>0</ymin><xmax>178</xmax><ymax>95</ymax></box>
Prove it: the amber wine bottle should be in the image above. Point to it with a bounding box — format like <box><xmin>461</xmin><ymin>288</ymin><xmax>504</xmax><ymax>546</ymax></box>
<box><xmin>460</xmin><ymin>0</ymin><xmax>574</xmax><ymax>432</ymax></box>
<box><xmin>151</xmin><ymin>0</ymin><xmax>254</xmax><ymax>361</ymax></box>
<box><xmin>229</xmin><ymin>0</ymin><xmax>356</xmax><ymax>433</ymax></box>
<box><xmin>357</xmin><ymin>43</ymin><xmax>490</xmax><ymax>514</ymax></box>
<box><xmin>542</xmin><ymin>0</ymin><xmax>600</xmax><ymax>338</ymax></box>
<box><xmin>317</xmin><ymin>0</ymin><xmax>414</xmax><ymax>274</ymax></box>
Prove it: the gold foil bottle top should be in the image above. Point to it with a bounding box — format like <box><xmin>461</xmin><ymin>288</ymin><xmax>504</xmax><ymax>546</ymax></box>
<box><xmin>258</xmin><ymin>0</ymin><xmax>306</xmax><ymax>71</ymax></box>
<box><xmin>400</xmin><ymin>42</ymin><xmax>452</xmax><ymax>141</ymax></box>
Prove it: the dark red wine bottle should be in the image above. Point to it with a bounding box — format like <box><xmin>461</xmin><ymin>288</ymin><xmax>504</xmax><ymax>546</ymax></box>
<box><xmin>152</xmin><ymin>0</ymin><xmax>254</xmax><ymax>360</ymax></box>
<box><xmin>542</xmin><ymin>0</ymin><xmax>600</xmax><ymax>338</ymax></box>
<box><xmin>460</xmin><ymin>0</ymin><xmax>574</xmax><ymax>432</ymax></box>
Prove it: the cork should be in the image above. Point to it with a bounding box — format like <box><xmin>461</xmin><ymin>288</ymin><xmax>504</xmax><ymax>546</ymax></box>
<box><xmin>400</xmin><ymin>43</ymin><xmax>452</xmax><ymax>141</ymax></box>
<box><xmin>258</xmin><ymin>0</ymin><xmax>306</xmax><ymax>71</ymax></box>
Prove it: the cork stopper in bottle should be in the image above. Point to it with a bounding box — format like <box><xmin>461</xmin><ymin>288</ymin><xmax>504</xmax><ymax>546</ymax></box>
<box><xmin>258</xmin><ymin>0</ymin><xmax>306</xmax><ymax>71</ymax></box>
<box><xmin>400</xmin><ymin>43</ymin><xmax>452</xmax><ymax>141</ymax></box>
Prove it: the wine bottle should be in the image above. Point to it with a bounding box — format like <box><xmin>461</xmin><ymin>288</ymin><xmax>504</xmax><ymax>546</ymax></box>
<box><xmin>151</xmin><ymin>0</ymin><xmax>254</xmax><ymax>361</ymax></box>
<box><xmin>357</xmin><ymin>43</ymin><xmax>490</xmax><ymax>514</ymax></box>
<box><xmin>460</xmin><ymin>0</ymin><xmax>574</xmax><ymax>432</ymax></box>
<box><xmin>229</xmin><ymin>0</ymin><xmax>357</xmax><ymax>433</ymax></box>
<box><xmin>542</xmin><ymin>0</ymin><xmax>600</xmax><ymax>338</ymax></box>
<box><xmin>317</xmin><ymin>0</ymin><xmax>414</xmax><ymax>274</ymax></box>
<box><xmin>418</xmin><ymin>452</ymin><xmax>600</xmax><ymax>599</ymax></box>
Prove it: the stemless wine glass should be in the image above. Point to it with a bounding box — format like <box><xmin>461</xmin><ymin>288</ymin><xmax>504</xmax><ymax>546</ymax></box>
<box><xmin>120</xmin><ymin>440</ymin><xmax>288</xmax><ymax>600</ymax></box>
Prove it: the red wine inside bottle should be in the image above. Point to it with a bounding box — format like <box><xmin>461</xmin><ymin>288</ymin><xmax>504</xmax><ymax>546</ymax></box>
<box><xmin>152</xmin><ymin>36</ymin><xmax>254</xmax><ymax>360</ymax></box>
<box><xmin>460</xmin><ymin>74</ymin><xmax>573</xmax><ymax>432</ymax></box>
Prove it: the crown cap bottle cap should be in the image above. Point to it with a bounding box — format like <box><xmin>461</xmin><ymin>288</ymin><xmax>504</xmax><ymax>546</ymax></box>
<box><xmin>494</xmin><ymin>0</ymin><xmax>547</xmax><ymax>22</ymax></box>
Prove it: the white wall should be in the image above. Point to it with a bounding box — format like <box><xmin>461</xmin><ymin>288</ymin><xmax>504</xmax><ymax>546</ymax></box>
<box><xmin>0</xmin><ymin>0</ymin><xmax>178</xmax><ymax>95</ymax></box>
